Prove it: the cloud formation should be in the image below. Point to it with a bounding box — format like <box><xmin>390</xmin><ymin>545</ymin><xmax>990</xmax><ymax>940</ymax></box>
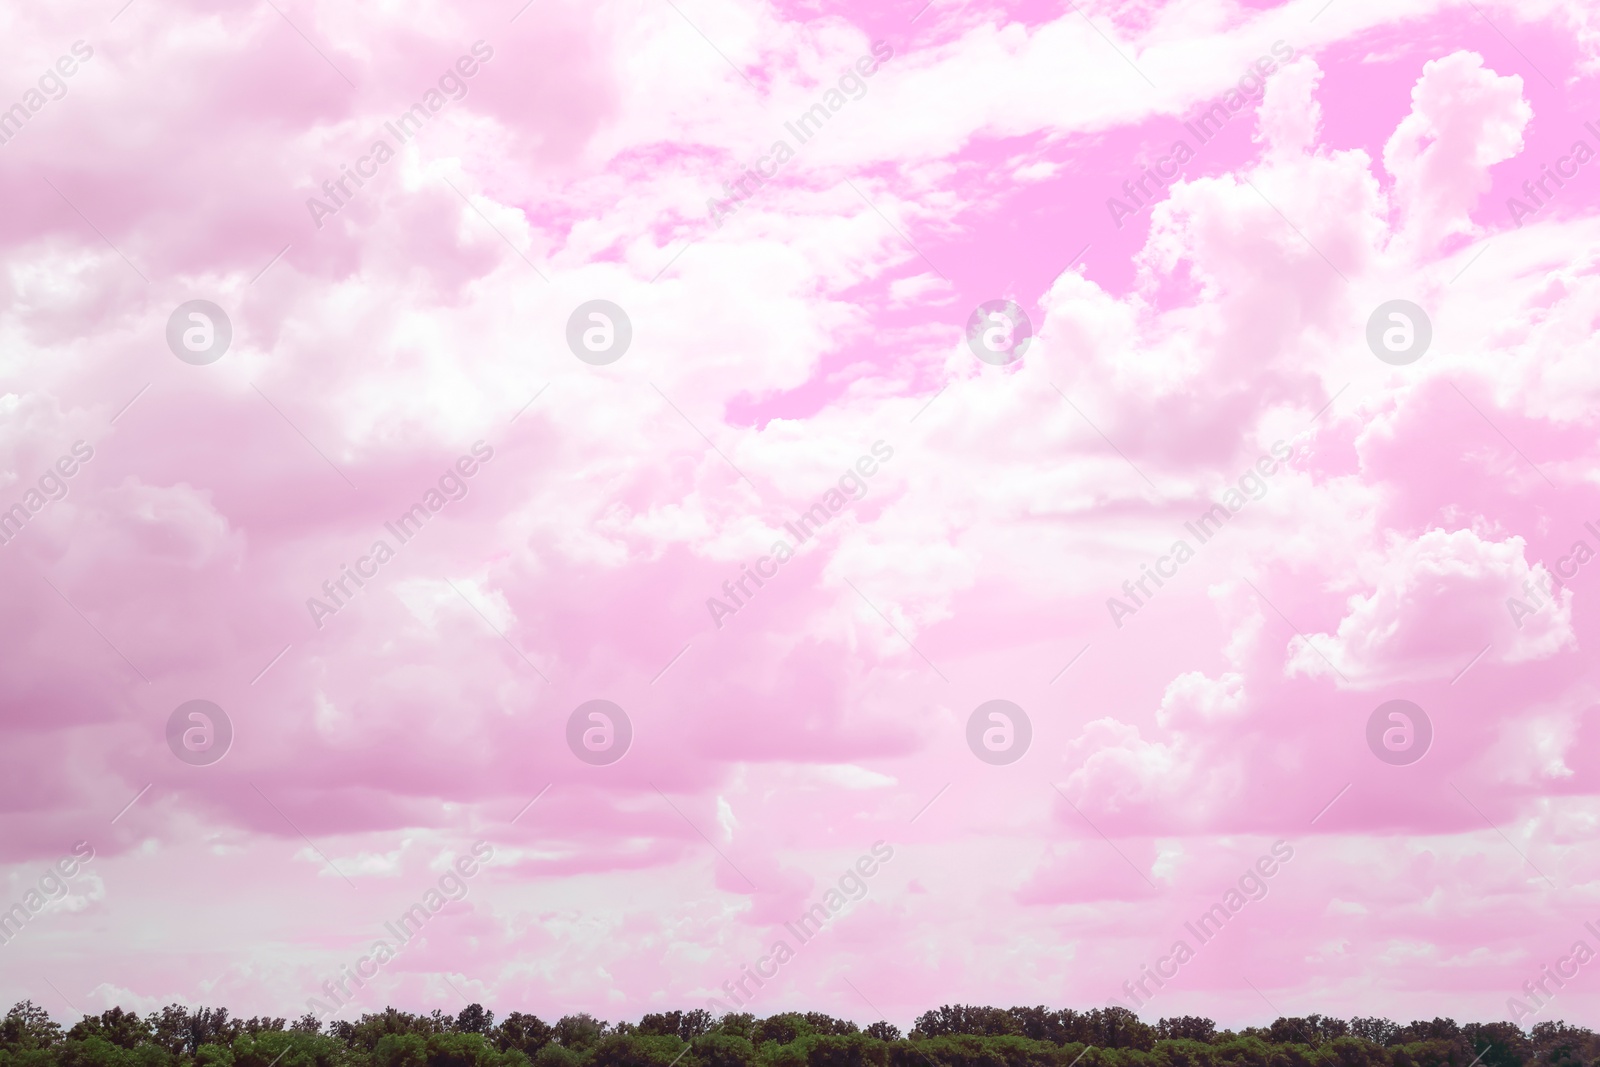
<box><xmin>2</xmin><ymin>0</ymin><xmax>1600</xmax><ymax>1034</ymax></box>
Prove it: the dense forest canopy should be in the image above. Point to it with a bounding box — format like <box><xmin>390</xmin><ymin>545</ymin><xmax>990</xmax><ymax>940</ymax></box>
<box><xmin>1</xmin><ymin>1002</ymin><xmax>1595</xmax><ymax>1067</ymax></box>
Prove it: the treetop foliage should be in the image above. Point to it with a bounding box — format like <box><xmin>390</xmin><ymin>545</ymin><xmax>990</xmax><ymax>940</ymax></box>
<box><xmin>2</xmin><ymin>1001</ymin><xmax>1593</xmax><ymax>1067</ymax></box>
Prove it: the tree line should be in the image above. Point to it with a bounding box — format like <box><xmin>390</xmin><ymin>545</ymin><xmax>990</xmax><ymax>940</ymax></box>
<box><xmin>3</xmin><ymin>1001</ymin><xmax>1597</xmax><ymax>1067</ymax></box>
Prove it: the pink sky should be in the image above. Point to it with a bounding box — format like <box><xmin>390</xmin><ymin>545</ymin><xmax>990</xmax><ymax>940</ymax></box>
<box><xmin>4</xmin><ymin>0</ymin><xmax>1600</xmax><ymax>1034</ymax></box>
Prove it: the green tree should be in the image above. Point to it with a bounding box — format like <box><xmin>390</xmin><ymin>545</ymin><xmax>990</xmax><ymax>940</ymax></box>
<box><xmin>1350</xmin><ymin>1023</ymin><xmax>1402</xmax><ymax>1048</ymax></box>
<box><xmin>588</xmin><ymin>1034</ymin><xmax>688</xmax><ymax>1067</ymax></box>
<box><xmin>795</xmin><ymin>1032</ymin><xmax>884</xmax><ymax>1067</ymax></box>
<box><xmin>494</xmin><ymin>1016</ymin><xmax>552</xmax><ymax>1059</ymax></box>
<box><xmin>1088</xmin><ymin>1011</ymin><xmax>1154</xmax><ymax>1053</ymax></box>
<box><xmin>67</xmin><ymin>1010</ymin><xmax>152</xmax><ymax>1051</ymax></box>
<box><xmin>910</xmin><ymin>1009</ymin><xmax>1018</xmax><ymax>1041</ymax></box>
<box><xmin>422</xmin><ymin>1031</ymin><xmax>498</xmax><ymax>1067</ymax></box>
<box><xmin>552</xmin><ymin>1018</ymin><xmax>607</xmax><ymax>1052</ymax></box>
<box><xmin>531</xmin><ymin>1044</ymin><xmax>581</xmax><ymax>1067</ymax></box>
<box><xmin>1390</xmin><ymin>1038</ymin><xmax>1473</xmax><ymax>1067</ymax></box>
<box><xmin>1150</xmin><ymin>1038</ymin><xmax>1219</xmax><ymax>1067</ymax></box>
<box><xmin>2</xmin><ymin>1003</ymin><xmax>64</xmax><ymax>1052</ymax></box>
<box><xmin>1318</xmin><ymin>1036</ymin><xmax>1388</xmax><ymax>1067</ymax></box>
<box><xmin>1462</xmin><ymin>1023</ymin><xmax>1530</xmax><ymax>1067</ymax></box>
<box><xmin>1530</xmin><ymin>1023</ymin><xmax>1592</xmax><ymax>1067</ymax></box>
<box><xmin>192</xmin><ymin>1045</ymin><xmax>233</xmax><ymax>1067</ymax></box>
<box><xmin>690</xmin><ymin>1031</ymin><xmax>756</xmax><ymax>1067</ymax></box>
<box><xmin>1157</xmin><ymin>1021</ymin><xmax>1217</xmax><ymax>1045</ymax></box>
<box><xmin>754</xmin><ymin>1018</ymin><xmax>813</xmax><ymax>1048</ymax></box>
<box><xmin>373</xmin><ymin>1033</ymin><xmax>428</xmax><ymax>1067</ymax></box>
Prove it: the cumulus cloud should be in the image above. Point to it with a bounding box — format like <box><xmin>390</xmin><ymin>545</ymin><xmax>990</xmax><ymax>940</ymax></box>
<box><xmin>1384</xmin><ymin>51</ymin><xmax>1532</xmax><ymax>253</ymax></box>
<box><xmin>1286</xmin><ymin>528</ymin><xmax>1575</xmax><ymax>686</ymax></box>
<box><xmin>2</xmin><ymin>0</ymin><xmax>1599</xmax><ymax>1030</ymax></box>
